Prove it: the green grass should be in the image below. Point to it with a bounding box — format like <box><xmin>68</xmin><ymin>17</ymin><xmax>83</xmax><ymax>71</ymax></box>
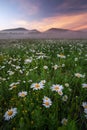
<box><xmin>0</xmin><ymin>39</ymin><xmax>87</xmax><ymax>130</ymax></box>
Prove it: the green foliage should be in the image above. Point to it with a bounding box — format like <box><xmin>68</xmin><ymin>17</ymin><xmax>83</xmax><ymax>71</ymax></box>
<box><xmin>0</xmin><ymin>39</ymin><xmax>87</xmax><ymax>130</ymax></box>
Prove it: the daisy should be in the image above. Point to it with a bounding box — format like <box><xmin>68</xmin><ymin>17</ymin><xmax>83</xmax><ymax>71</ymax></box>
<box><xmin>84</xmin><ymin>109</ymin><xmax>87</xmax><ymax>114</ymax></box>
<box><xmin>82</xmin><ymin>102</ymin><xmax>87</xmax><ymax>109</ymax></box>
<box><xmin>18</xmin><ymin>91</ymin><xmax>27</xmax><ymax>97</ymax></box>
<box><xmin>75</xmin><ymin>73</ymin><xmax>85</xmax><ymax>78</ymax></box>
<box><xmin>51</xmin><ymin>84</ymin><xmax>63</xmax><ymax>92</ymax></box>
<box><xmin>57</xmin><ymin>54</ymin><xmax>66</xmax><ymax>59</ymax></box>
<box><xmin>62</xmin><ymin>64</ymin><xmax>65</xmax><ymax>67</ymax></box>
<box><xmin>82</xmin><ymin>83</ymin><xmax>87</xmax><ymax>88</ymax></box>
<box><xmin>74</xmin><ymin>57</ymin><xmax>78</xmax><ymax>61</ymax></box>
<box><xmin>10</xmin><ymin>82</ymin><xmax>20</xmax><ymax>87</ymax></box>
<box><xmin>8</xmin><ymin>71</ymin><xmax>14</xmax><ymax>76</ymax></box>
<box><xmin>62</xmin><ymin>95</ymin><xmax>68</xmax><ymax>102</ymax></box>
<box><xmin>9</xmin><ymin>85</ymin><xmax>17</xmax><ymax>90</ymax></box>
<box><xmin>65</xmin><ymin>83</ymin><xmax>69</xmax><ymax>87</ymax></box>
<box><xmin>30</xmin><ymin>83</ymin><xmax>44</xmax><ymax>90</ymax></box>
<box><xmin>40</xmin><ymin>80</ymin><xmax>46</xmax><ymax>84</ymax></box>
<box><xmin>43</xmin><ymin>96</ymin><xmax>52</xmax><ymax>108</ymax></box>
<box><xmin>61</xmin><ymin>118</ymin><xmax>68</xmax><ymax>125</ymax></box>
<box><xmin>43</xmin><ymin>66</ymin><xmax>48</xmax><ymax>70</ymax></box>
<box><xmin>9</xmin><ymin>82</ymin><xmax>20</xmax><ymax>90</ymax></box>
<box><xmin>58</xmin><ymin>90</ymin><xmax>63</xmax><ymax>96</ymax></box>
<box><xmin>4</xmin><ymin>108</ymin><xmax>17</xmax><ymax>121</ymax></box>
<box><xmin>52</xmin><ymin>65</ymin><xmax>60</xmax><ymax>70</ymax></box>
<box><xmin>24</xmin><ymin>58</ymin><xmax>32</xmax><ymax>64</ymax></box>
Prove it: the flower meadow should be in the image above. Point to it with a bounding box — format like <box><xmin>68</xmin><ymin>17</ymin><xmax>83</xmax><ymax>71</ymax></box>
<box><xmin>0</xmin><ymin>39</ymin><xmax>87</xmax><ymax>130</ymax></box>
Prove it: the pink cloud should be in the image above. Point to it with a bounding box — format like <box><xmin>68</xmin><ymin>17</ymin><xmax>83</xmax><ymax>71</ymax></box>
<box><xmin>14</xmin><ymin>12</ymin><xmax>87</xmax><ymax>31</ymax></box>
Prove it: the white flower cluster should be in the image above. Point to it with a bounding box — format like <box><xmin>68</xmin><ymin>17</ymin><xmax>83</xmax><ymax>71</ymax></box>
<box><xmin>42</xmin><ymin>96</ymin><xmax>52</xmax><ymax>108</ymax></box>
<box><xmin>82</xmin><ymin>102</ymin><xmax>87</xmax><ymax>119</ymax></box>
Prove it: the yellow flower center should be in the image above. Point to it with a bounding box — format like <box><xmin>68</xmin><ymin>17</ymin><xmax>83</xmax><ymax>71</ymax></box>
<box><xmin>35</xmin><ymin>84</ymin><xmax>40</xmax><ymax>88</ymax></box>
<box><xmin>55</xmin><ymin>86</ymin><xmax>59</xmax><ymax>90</ymax></box>
<box><xmin>12</xmin><ymin>85</ymin><xmax>17</xmax><ymax>89</ymax></box>
<box><xmin>63</xmin><ymin>120</ymin><xmax>67</xmax><ymax>125</ymax></box>
<box><xmin>21</xmin><ymin>93</ymin><xmax>26</xmax><ymax>97</ymax></box>
<box><xmin>45</xmin><ymin>101</ymin><xmax>49</xmax><ymax>106</ymax></box>
<box><xmin>84</xmin><ymin>105</ymin><xmax>87</xmax><ymax>109</ymax></box>
<box><xmin>60</xmin><ymin>54</ymin><xmax>64</xmax><ymax>56</ymax></box>
<box><xmin>7</xmin><ymin>110</ymin><xmax>13</xmax><ymax>116</ymax></box>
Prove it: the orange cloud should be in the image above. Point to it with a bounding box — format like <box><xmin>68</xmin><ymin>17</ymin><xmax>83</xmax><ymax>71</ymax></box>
<box><xmin>14</xmin><ymin>12</ymin><xmax>87</xmax><ymax>31</ymax></box>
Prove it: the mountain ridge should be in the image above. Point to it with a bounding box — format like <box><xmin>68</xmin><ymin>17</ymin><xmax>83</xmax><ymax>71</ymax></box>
<box><xmin>1</xmin><ymin>27</ymin><xmax>84</xmax><ymax>33</ymax></box>
<box><xmin>2</xmin><ymin>27</ymin><xmax>28</xmax><ymax>31</ymax></box>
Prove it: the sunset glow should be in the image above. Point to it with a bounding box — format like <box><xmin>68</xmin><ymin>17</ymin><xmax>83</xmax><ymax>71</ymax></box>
<box><xmin>0</xmin><ymin>0</ymin><xmax>87</xmax><ymax>31</ymax></box>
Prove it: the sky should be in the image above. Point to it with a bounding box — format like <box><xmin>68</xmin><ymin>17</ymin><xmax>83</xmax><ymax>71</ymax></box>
<box><xmin>0</xmin><ymin>0</ymin><xmax>87</xmax><ymax>31</ymax></box>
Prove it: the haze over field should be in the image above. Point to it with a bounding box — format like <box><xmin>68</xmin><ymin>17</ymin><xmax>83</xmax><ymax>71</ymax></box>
<box><xmin>0</xmin><ymin>27</ymin><xmax>87</xmax><ymax>39</ymax></box>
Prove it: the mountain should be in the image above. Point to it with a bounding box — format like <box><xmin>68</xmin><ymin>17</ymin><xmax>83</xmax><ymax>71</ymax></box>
<box><xmin>79</xmin><ymin>29</ymin><xmax>87</xmax><ymax>32</ymax></box>
<box><xmin>28</xmin><ymin>29</ymin><xmax>41</xmax><ymax>33</ymax></box>
<box><xmin>44</xmin><ymin>28</ymin><xmax>70</xmax><ymax>33</ymax></box>
<box><xmin>0</xmin><ymin>27</ymin><xmax>87</xmax><ymax>39</ymax></box>
<box><xmin>2</xmin><ymin>28</ymin><xmax>41</xmax><ymax>34</ymax></box>
<box><xmin>2</xmin><ymin>27</ymin><xmax>28</xmax><ymax>31</ymax></box>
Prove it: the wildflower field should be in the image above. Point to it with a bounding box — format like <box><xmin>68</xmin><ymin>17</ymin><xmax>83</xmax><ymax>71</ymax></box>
<box><xmin>0</xmin><ymin>39</ymin><xmax>87</xmax><ymax>130</ymax></box>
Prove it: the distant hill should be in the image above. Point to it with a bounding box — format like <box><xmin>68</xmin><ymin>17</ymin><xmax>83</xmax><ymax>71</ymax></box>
<box><xmin>28</xmin><ymin>29</ymin><xmax>41</xmax><ymax>33</ymax></box>
<box><xmin>2</xmin><ymin>28</ymin><xmax>41</xmax><ymax>34</ymax></box>
<box><xmin>0</xmin><ymin>27</ymin><xmax>87</xmax><ymax>39</ymax></box>
<box><xmin>79</xmin><ymin>29</ymin><xmax>87</xmax><ymax>32</ymax></box>
<box><xmin>44</xmin><ymin>28</ymin><xmax>70</xmax><ymax>33</ymax></box>
<box><xmin>2</xmin><ymin>27</ymin><xmax>28</xmax><ymax>31</ymax></box>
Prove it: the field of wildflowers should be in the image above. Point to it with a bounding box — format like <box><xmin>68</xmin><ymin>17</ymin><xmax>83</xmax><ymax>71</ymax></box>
<box><xmin>0</xmin><ymin>39</ymin><xmax>87</xmax><ymax>130</ymax></box>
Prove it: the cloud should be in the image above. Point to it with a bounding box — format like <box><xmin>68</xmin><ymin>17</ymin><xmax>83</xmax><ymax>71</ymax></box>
<box><xmin>13</xmin><ymin>12</ymin><xmax>87</xmax><ymax>31</ymax></box>
<box><xmin>11</xmin><ymin>0</ymin><xmax>39</xmax><ymax>15</ymax></box>
<box><xmin>14</xmin><ymin>20</ymin><xmax>29</xmax><ymax>26</ymax></box>
<box><xmin>56</xmin><ymin>0</ymin><xmax>87</xmax><ymax>15</ymax></box>
<box><xmin>1</xmin><ymin>0</ymin><xmax>87</xmax><ymax>31</ymax></box>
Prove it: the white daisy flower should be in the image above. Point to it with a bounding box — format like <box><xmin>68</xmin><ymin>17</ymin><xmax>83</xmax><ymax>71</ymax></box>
<box><xmin>9</xmin><ymin>85</ymin><xmax>17</xmax><ymax>90</ymax></box>
<box><xmin>82</xmin><ymin>102</ymin><xmax>87</xmax><ymax>109</ymax></box>
<box><xmin>52</xmin><ymin>65</ymin><xmax>59</xmax><ymax>70</ymax></box>
<box><xmin>8</xmin><ymin>71</ymin><xmax>14</xmax><ymax>76</ymax></box>
<box><xmin>82</xmin><ymin>83</ymin><xmax>87</xmax><ymax>88</ymax></box>
<box><xmin>75</xmin><ymin>73</ymin><xmax>85</xmax><ymax>78</ymax></box>
<box><xmin>62</xmin><ymin>95</ymin><xmax>68</xmax><ymax>102</ymax></box>
<box><xmin>40</xmin><ymin>80</ymin><xmax>46</xmax><ymax>84</ymax></box>
<box><xmin>61</xmin><ymin>118</ymin><xmax>68</xmax><ymax>125</ymax></box>
<box><xmin>65</xmin><ymin>83</ymin><xmax>69</xmax><ymax>87</ymax></box>
<box><xmin>74</xmin><ymin>58</ymin><xmax>78</xmax><ymax>61</ymax></box>
<box><xmin>84</xmin><ymin>109</ymin><xmax>87</xmax><ymax>114</ymax></box>
<box><xmin>4</xmin><ymin>108</ymin><xmax>17</xmax><ymax>121</ymax></box>
<box><xmin>24</xmin><ymin>59</ymin><xmax>32</xmax><ymax>64</ymax></box>
<box><xmin>10</xmin><ymin>82</ymin><xmax>20</xmax><ymax>87</ymax></box>
<box><xmin>57</xmin><ymin>54</ymin><xmax>66</xmax><ymax>59</ymax></box>
<box><xmin>30</xmin><ymin>83</ymin><xmax>44</xmax><ymax>90</ymax></box>
<box><xmin>43</xmin><ymin>66</ymin><xmax>48</xmax><ymax>69</ymax></box>
<box><xmin>62</xmin><ymin>64</ymin><xmax>65</xmax><ymax>67</ymax></box>
<box><xmin>9</xmin><ymin>82</ymin><xmax>20</xmax><ymax>90</ymax></box>
<box><xmin>18</xmin><ymin>91</ymin><xmax>27</xmax><ymax>97</ymax></box>
<box><xmin>43</xmin><ymin>96</ymin><xmax>52</xmax><ymax>108</ymax></box>
<box><xmin>15</xmin><ymin>66</ymin><xmax>21</xmax><ymax>70</ymax></box>
<box><xmin>58</xmin><ymin>90</ymin><xmax>63</xmax><ymax>96</ymax></box>
<box><xmin>51</xmin><ymin>84</ymin><xmax>63</xmax><ymax>92</ymax></box>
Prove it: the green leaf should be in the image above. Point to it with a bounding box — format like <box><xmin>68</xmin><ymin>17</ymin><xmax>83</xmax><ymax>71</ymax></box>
<box><xmin>57</xmin><ymin>126</ymin><xmax>67</xmax><ymax>130</ymax></box>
